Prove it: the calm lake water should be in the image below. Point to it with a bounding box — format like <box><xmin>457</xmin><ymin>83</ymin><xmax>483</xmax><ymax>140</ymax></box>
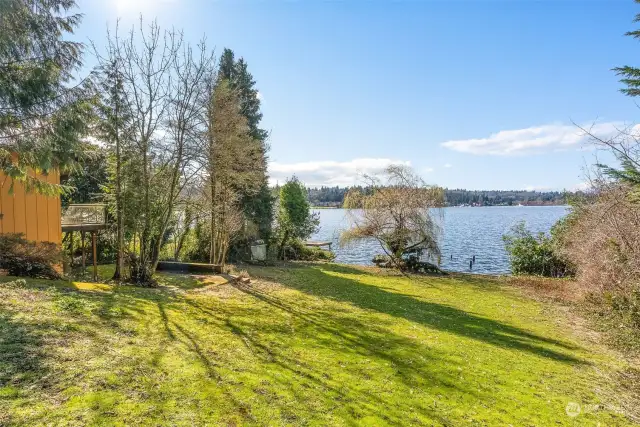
<box><xmin>310</xmin><ymin>206</ymin><xmax>569</xmax><ymax>275</ymax></box>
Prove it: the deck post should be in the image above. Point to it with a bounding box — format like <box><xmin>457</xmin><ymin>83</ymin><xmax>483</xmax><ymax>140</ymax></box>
<box><xmin>92</xmin><ymin>231</ymin><xmax>97</xmax><ymax>282</ymax></box>
<box><xmin>81</xmin><ymin>231</ymin><xmax>86</xmax><ymax>273</ymax></box>
<box><xmin>69</xmin><ymin>232</ymin><xmax>74</xmax><ymax>267</ymax></box>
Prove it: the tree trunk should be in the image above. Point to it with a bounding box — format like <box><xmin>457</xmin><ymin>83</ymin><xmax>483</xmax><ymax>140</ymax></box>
<box><xmin>279</xmin><ymin>230</ymin><xmax>289</xmax><ymax>260</ymax></box>
<box><xmin>141</xmin><ymin>143</ymin><xmax>149</xmax><ymax>265</ymax></box>
<box><xmin>209</xmin><ymin>177</ymin><xmax>216</xmax><ymax>264</ymax></box>
<box><xmin>112</xmin><ymin>100</ymin><xmax>124</xmax><ymax>281</ymax></box>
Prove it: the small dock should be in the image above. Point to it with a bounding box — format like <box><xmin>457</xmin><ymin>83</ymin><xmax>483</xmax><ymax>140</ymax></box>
<box><xmin>304</xmin><ymin>241</ymin><xmax>333</xmax><ymax>249</ymax></box>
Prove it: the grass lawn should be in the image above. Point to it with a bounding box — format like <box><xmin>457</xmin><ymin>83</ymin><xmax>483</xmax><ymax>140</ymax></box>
<box><xmin>0</xmin><ymin>263</ymin><xmax>636</xmax><ymax>425</ymax></box>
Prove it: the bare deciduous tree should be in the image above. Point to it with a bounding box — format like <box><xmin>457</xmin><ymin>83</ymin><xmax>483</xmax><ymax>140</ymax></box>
<box><xmin>341</xmin><ymin>165</ymin><xmax>445</xmax><ymax>270</ymax></box>
<box><xmin>96</xmin><ymin>19</ymin><xmax>215</xmax><ymax>283</ymax></box>
<box><xmin>560</xmin><ymin>123</ymin><xmax>640</xmax><ymax>301</ymax></box>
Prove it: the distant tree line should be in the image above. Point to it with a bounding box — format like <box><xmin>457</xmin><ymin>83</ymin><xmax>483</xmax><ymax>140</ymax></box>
<box><xmin>307</xmin><ymin>186</ymin><xmax>572</xmax><ymax>207</ymax></box>
<box><xmin>443</xmin><ymin>189</ymin><xmax>569</xmax><ymax>206</ymax></box>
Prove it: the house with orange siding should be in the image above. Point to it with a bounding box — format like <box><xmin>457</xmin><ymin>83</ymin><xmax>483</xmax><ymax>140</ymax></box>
<box><xmin>0</xmin><ymin>170</ymin><xmax>62</xmax><ymax>244</ymax></box>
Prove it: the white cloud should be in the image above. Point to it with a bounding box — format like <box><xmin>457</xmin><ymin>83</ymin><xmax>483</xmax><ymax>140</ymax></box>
<box><xmin>268</xmin><ymin>158</ymin><xmax>410</xmax><ymax>187</ymax></box>
<box><xmin>523</xmin><ymin>185</ymin><xmax>552</xmax><ymax>192</ymax></box>
<box><xmin>522</xmin><ymin>182</ymin><xmax>592</xmax><ymax>192</ymax></box>
<box><xmin>443</xmin><ymin>163</ymin><xmax>452</xmax><ymax>168</ymax></box>
<box><xmin>256</xmin><ymin>91</ymin><xmax>263</xmax><ymax>101</ymax></box>
<box><xmin>423</xmin><ymin>167</ymin><xmax>434</xmax><ymax>173</ymax></box>
<box><xmin>441</xmin><ymin>121</ymin><xmax>637</xmax><ymax>156</ymax></box>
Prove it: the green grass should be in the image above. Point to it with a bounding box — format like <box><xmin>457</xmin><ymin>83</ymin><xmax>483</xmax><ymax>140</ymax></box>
<box><xmin>0</xmin><ymin>264</ymin><xmax>635</xmax><ymax>425</ymax></box>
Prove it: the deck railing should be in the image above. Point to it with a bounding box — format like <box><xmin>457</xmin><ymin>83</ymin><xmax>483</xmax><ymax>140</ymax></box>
<box><xmin>61</xmin><ymin>204</ymin><xmax>107</xmax><ymax>226</ymax></box>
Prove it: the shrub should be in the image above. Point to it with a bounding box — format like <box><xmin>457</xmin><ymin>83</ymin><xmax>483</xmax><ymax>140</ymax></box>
<box><xmin>0</xmin><ymin>233</ymin><xmax>62</xmax><ymax>279</ymax></box>
<box><xmin>560</xmin><ymin>184</ymin><xmax>640</xmax><ymax>329</ymax></box>
<box><xmin>127</xmin><ymin>253</ymin><xmax>157</xmax><ymax>286</ymax></box>
<box><xmin>372</xmin><ymin>253</ymin><xmax>444</xmax><ymax>274</ymax></box>
<box><xmin>372</xmin><ymin>254</ymin><xmax>392</xmax><ymax>267</ymax></box>
<box><xmin>274</xmin><ymin>177</ymin><xmax>320</xmax><ymax>259</ymax></box>
<box><xmin>503</xmin><ymin>222</ymin><xmax>573</xmax><ymax>277</ymax></box>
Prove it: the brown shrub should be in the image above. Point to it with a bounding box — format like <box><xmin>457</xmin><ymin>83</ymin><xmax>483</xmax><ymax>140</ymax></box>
<box><xmin>561</xmin><ymin>185</ymin><xmax>640</xmax><ymax>291</ymax></box>
<box><xmin>560</xmin><ymin>185</ymin><xmax>640</xmax><ymax>319</ymax></box>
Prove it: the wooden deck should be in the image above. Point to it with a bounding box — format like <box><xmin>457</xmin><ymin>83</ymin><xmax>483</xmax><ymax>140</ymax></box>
<box><xmin>304</xmin><ymin>241</ymin><xmax>333</xmax><ymax>248</ymax></box>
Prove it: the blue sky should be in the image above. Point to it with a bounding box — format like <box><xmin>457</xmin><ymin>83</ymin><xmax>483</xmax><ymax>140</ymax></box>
<box><xmin>75</xmin><ymin>0</ymin><xmax>640</xmax><ymax>190</ymax></box>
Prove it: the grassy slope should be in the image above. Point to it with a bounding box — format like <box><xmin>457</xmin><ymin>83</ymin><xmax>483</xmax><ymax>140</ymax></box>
<box><xmin>0</xmin><ymin>264</ymin><xmax>634</xmax><ymax>426</ymax></box>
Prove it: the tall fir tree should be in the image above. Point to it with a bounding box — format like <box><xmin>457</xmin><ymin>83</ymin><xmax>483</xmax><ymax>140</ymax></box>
<box><xmin>217</xmin><ymin>48</ymin><xmax>273</xmax><ymax>243</ymax></box>
<box><xmin>615</xmin><ymin>0</ymin><xmax>640</xmax><ymax>97</ymax></box>
<box><xmin>206</xmin><ymin>79</ymin><xmax>263</xmax><ymax>264</ymax></box>
<box><xmin>0</xmin><ymin>0</ymin><xmax>93</xmax><ymax>193</ymax></box>
<box><xmin>95</xmin><ymin>47</ymin><xmax>133</xmax><ymax>280</ymax></box>
<box><xmin>608</xmin><ymin>0</ymin><xmax>640</xmax><ymax>197</ymax></box>
<box><xmin>218</xmin><ymin>48</ymin><xmax>235</xmax><ymax>80</ymax></box>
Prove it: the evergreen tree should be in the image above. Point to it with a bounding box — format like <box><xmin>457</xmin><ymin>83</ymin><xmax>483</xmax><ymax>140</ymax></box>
<box><xmin>218</xmin><ymin>48</ymin><xmax>235</xmax><ymax>80</ymax></box>
<box><xmin>206</xmin><ymin>79</ymin><xmax>263</xmax><ymax>265</ymax></box>
<box><xmin>217</xmin><ymin>48</ymin><xmax>273</xmax><ymax>243</ymax></box>
<box><xmin>608</xmin><ymin>1</ymin><xmax>640</xmax><ymax>197</ymax></box>
<box><xmin>276</xmin><ymin>177</ymin><xmax>319</xmax><ymax>258</ymax></box>
<box><xmin>615</xmin><ymin>0</ymin><xmax>640</xmax><ymax>97</ymax></box>
<box><xmin>234</xmin><ymin>58</ymin><xmax>268</xmax><ymax>142</ymax></box>
<box><xmin>94</xmin><ymin>36</ymin><xmax>134</xmax><ymax>281</ymax></box>
<box><xmin>60</xmin><ymin>143</ymin><xmax>108</xmax><ymax>208</ymax></box>
<box><xmin>0</xmin><ymin>0</ymin><xmax>93</xmax><ymax>193</ymax></box>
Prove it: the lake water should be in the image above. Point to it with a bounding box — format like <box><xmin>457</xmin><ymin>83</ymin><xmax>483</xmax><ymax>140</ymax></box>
<box><xmin>310</xmin><ymin>206</ymin><xmax>569</xmax><ymax>275</ymax></box>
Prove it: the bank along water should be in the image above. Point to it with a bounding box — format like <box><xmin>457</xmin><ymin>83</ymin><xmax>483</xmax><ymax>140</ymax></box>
<box><xmin>311</xmin><ymin>206</ymin><xmax>569</xmax><ymax>275</ymax></box>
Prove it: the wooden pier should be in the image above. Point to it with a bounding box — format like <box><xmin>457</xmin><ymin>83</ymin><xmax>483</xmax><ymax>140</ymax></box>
<box><xmin>304</xmin><ymin>241</ymin><xmax>333</xmax><ymax>249</ymax></box>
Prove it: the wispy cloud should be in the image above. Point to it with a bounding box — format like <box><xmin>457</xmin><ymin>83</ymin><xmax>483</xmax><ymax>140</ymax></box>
<box><xmin>268</xmin><ymin>158</ymin><xmax>410</xmax><ymax>187</ymax></box>
<box><xmin>441</xmin><ymin>121</ymin><xmax>634</xmax><ymax>156</ymax></box>
<box><xmin>443</xmin><ymin>163</ymin><xmax>452</xmax><ymax>168</ymax></box>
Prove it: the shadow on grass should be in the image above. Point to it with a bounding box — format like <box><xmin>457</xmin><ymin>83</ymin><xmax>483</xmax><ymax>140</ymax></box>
<box><xmin>183</xmin><ymin>293</ymin><xmax>465</xmax><ymax>425</ymax></box>
<box><xmin>0</xmin><ymin>312</ymin><xmax>47</xmax><ymax>383</ymax></box>
<box><xmin>0</xmin><ymin>309</ymin><xmax>50</xmax><ymax>425</ymax></box>
<box><xmin>157</xmin><ymin>273</ymin><xmax>214</xmax><ymax>290</ymax></box>
<box><xmin>247</xmin><ymin>263</ymin><xmax>583</xmax><ymax>364</ymax></box>
<box><xmin>0</xmin><ymin>265</ymin><xmax>585</xmax><ymax>424</ymax></box>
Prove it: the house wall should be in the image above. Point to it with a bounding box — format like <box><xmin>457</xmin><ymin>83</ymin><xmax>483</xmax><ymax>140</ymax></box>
<box><xmin>0</xmin><ymin>171</ymin><xmax>62</xmax><ymax>244</ymax></box>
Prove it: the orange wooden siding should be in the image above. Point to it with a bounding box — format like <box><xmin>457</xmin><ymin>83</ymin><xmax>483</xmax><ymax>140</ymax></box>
<box><xmin>0</xmin><ymin>171</ymin><xmax>62</xmax><ymax>244</ymax></box>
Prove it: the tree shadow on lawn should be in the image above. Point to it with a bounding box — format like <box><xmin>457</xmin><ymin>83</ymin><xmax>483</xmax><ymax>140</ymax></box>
<box><xmin>0</xmin><ymin>268</ymin><xmax>583</xmax><ymax>424</ymax></box>
<box><xmin>181</xmin><ymin>294</ymin><xmax>469</xmax><ymax>425</ymax></box>
<box><xmin>308</xmin><ymin>263</ymin><xmax>512</xmax><ymax>293</ymax></box>
<box><xmin>157</xmin><ymin>272</ymin><xmax>229</xmax><ymax>290</ymax></box>
<box><xmin>0</xmin><ymin>278</ymin><xmax>241</xmax><ymax>424</ymax></box>
<box><xmin>247</xmin><ymin>264</ymin><xmax>584</xmax><ymax>364</ymax></box>
<box><xmin>0</xmin><ymin>309</ymin><xmax>51</xmax><ymax>425</ymax></box>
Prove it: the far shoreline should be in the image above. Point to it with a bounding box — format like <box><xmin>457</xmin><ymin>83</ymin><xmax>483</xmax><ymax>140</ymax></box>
<box><xmin>312</xmin><ymin>204</ymin><xmax>571</xmax><ymax>209</ymax></box>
